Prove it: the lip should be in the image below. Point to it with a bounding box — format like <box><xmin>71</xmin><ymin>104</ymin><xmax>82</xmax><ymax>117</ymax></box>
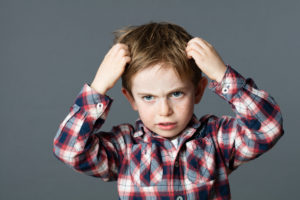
<box><xmin>157</xmin><ymin>122</ymin><xmax>177</xmax><ymax>130</ymax></box>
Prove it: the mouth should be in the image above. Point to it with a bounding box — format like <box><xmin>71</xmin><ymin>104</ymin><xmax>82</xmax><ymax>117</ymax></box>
<box><xmin>157</xmin><ymin>122</ymin><xmax>177</xmax><ymax>130</ymax></box>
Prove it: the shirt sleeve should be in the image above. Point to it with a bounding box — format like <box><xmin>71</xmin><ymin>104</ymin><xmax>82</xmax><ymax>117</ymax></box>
<box><xmin>53</xmin><ymin>83</ymin><xmax>131</xmax><ymax>181</ymax></box>
<box><xmin>209</xmin><ymin>65</ymin><xmax>284</xmax><ymax>172</ymax></box>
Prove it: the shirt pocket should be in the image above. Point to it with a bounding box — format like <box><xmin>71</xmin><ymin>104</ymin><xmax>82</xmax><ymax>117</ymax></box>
<box><xmin>130</xmin><ymin>143</ymin><xmax>163</xmax><ymax>187</ymax></box>
<box><xmin>184</xmin><ymin>138</ymin><xmax>216</xmax><ymax>184</ymax></box>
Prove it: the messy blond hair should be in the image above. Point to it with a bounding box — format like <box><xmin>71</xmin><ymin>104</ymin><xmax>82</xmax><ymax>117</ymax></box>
<box><xmin>113</xmin><ymin>21</ymin><xmax>202</xmax><ymax>95</ymax></box>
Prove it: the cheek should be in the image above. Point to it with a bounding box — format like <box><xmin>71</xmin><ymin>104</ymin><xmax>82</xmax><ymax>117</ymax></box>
<box><xmin>176</xmin><ymin>100</ymin><xmax>195</xmax><ymax>124</ymax></box>
<box><xmin>175</xmin><ymin>98</ymin><xmax>194</xmax><ymax>113</ymax></box>
<box><xmin>136</xmin><ymin>103</ymin><xmax>154</xmax><ymax>120</ymax></box>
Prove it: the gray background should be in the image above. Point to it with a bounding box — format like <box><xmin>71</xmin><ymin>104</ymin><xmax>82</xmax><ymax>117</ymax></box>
<box><xmin>0</xmin><ymin>0</ymin><xmax>299</xmax><ymax>199</ymax></box>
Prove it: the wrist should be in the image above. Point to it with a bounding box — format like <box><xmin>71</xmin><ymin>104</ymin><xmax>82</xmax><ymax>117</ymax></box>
<box><xmin>214</xmin><ymin>64</ymin><xmax>227</xmax><ymax>83</ymax></box>
<box><xmin>90</xmin><ymin>81</ymin><xmax>109</xmax><ymax>95</ymax></box>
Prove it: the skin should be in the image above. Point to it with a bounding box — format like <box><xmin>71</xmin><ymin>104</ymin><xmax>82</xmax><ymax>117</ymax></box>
<box><xmin>91</xmin><ymin>37</ymin><xmax>227</xmax><ymax>138</ymax></box>
<box><xmin>91</xmin><ymin>43</ymin><xmax>131</xmax><ymax>95</ymax></box>
<box><xmin>122</xmin><ymin>64</ymin><xmax>207</xmax><ymax>139</ymax></box>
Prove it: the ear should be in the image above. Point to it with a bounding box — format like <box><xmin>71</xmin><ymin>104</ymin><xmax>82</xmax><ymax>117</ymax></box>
<box><xmin>121</xmin><ymin>87</ymin><xmax>138</xmax><ymax>111</ymax></box>
<box><xmin>194</xmin><ymin>77</ymin><xmax>208</xmax><ymax>104</ymax></box>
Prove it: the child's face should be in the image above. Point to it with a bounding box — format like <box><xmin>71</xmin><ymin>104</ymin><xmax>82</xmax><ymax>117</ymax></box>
<box><xmin>122</xmin><ymin>63</ymin><xmax>207</xmax><ymax>139</ymax></box>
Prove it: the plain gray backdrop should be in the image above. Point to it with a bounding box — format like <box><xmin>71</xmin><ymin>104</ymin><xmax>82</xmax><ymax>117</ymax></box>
<box><xmin>1</xmin><ymin>0</ymin><xmax>299</xmax><ymax>199</ymax></box>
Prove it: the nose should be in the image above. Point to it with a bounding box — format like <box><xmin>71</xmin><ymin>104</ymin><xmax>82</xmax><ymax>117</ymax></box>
<box><xmin>158</xmin><ymin>98</ymin><xmax>173</xmax><ymax>116</ymax></box>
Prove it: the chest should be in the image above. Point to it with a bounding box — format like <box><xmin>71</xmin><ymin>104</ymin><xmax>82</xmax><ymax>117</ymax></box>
<box><xmin>120</xmin><ymin>136</ymin><xmax>226</xmax><ymax>187</ymax></box>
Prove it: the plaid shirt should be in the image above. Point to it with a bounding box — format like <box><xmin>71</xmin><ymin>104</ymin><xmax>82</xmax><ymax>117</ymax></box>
<box><xmin>53</xmin><ymin>66</ymin><xmax>284</xmax><ymax>200</ymax></box>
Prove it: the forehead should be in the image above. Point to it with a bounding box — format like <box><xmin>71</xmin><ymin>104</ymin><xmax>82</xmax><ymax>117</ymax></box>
<box><xmin>130</xmin><ymin>64</ymin><xmax>193</xmax><ymax>93</ymax></box>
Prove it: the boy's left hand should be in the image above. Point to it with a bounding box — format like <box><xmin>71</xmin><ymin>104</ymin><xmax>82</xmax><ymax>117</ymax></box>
<box><xmin>186</xmin><ymin>37</ymin><xmax>227</xmax><ymax>82</ymax></box>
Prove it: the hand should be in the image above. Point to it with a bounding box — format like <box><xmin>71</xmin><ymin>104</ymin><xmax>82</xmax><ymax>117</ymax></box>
<box><xmin>91</xmin><ymin>43</ymin><xmax>131</xmax><ymax>94</ymax></box>
<box><xmin>186</xmin><ymin>37</ymin><xmax>227</xmax><ymax>82</ymax></box>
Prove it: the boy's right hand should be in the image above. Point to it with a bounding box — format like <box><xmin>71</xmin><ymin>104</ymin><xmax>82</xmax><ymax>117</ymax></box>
<box><xmin>91</xmin><ymin>43</ymin><xmax>131</xmax><ymax>95</ymax></box>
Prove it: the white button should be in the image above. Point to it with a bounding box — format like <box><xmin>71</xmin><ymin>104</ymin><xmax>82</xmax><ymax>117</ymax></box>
<box><xmin>174</xmin><ymin>161</ymin><xmax>179</xmax><ymax>167</ymax></box>
<box><xmin>176</xmin><ymin>196</ymin><xmax>183</xmax><ymax>200</ymax></box>
<box><xmin>222</xmin><ymin>84</ymin><xmax>230</xmax><ymax>94</ymax></box>
<box><xmin>96</xmin><ymin>103</ymin><xmax>103</xmax><ymax>110</ymax></box>
<box><xmin>222</xmin><ymin>87</ymin><xmax>229</xmax><ymax>94</ymax></box>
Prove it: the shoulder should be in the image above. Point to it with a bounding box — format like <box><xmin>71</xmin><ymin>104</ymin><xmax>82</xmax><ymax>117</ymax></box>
<box><xmin>200</xmin><ymin>114</ymin><xmax>234</xmax><ymax>125</ymax></box>
<box><xmin>108</xmin><ymin>123</ymin><xmax>138</xmax><ymax>142</ymax></box>
<box><xmin>198</xmin><ymin>114</ymin><xmax>236</xmax><ymax>136</ymax></box>
<box><xmin>95</xmin><ymin>123</ymin><xmax>137</xmax><ymax>151</ymax></box>
<box><xmin>111</xmin><ymin>123</ymin><xmax>135</xmax><ymax>132</ymax></box>
<box><xmin>199</xmin><ymin>114</ymin><xmax>219</xmax><ymax>126</ymax></box>
<box><xmin>106</xmin><ymin>123</ymin><xmax>135</xmax><ymax>139</ymax></box>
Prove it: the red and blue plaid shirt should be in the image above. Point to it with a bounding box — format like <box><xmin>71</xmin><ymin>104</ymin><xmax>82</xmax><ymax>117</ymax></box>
<box><xmin>53</xmin><ymin>66</ymin><xmax>284</xmax><ymax>199</ymax></box>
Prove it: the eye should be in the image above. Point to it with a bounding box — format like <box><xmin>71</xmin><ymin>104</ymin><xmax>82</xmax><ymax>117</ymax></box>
<box><xmin>172</xmin><ymin>91</ymin><xmax>183</xmax><ymax>98</ymax></box>
<box><xmin>142</xmin><ymin>95</ymin><xmax>154</xmax><ymax>101</ymax></box>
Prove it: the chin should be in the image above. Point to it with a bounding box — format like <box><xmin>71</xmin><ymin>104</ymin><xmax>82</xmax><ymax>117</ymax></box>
<box><xmin>164</xmin><ymin>132</ymin><xmax>181</xmax><ymax>140</ymax></box>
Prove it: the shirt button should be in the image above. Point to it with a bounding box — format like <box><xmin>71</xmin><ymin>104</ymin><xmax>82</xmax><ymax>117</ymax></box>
<box><xmin>222</xmin><ymin>87</ymin><xmax>229</xmax><ymax>94</ymax></box>
<box><xmin>176</xmin><ymin>196</ymin><xmax>183</xmax><ymax>200</ymax></box>
<box><xmin>97</xmin><ymin>103</ymin><xmax>103</xmax><ymax>109</ymax></box>
<box><xmin>174</xmin><ymin>161</ymin><xmax>179</xmax><ymax>168</ymax></box>
<box><xmin>222</xmin><ymin>83</ymin><xmax>230</xmax><ymax>94</ymax></box>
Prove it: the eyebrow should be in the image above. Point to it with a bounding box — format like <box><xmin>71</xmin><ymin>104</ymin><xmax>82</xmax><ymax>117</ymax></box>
<box><xmin>136</xmin><ymin>86</ymin><xmax>189</xmax><ymax>96</ymax></box>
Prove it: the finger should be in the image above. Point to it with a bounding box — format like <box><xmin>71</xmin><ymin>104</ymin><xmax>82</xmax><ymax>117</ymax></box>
<box><xmin>186</xmin><ymin>45</ymin><xmax>205</xmax><ymax>59</ymax></box>
<box><xmin>108</xmin><ymin>44</ymin><xmax>126</xmax><ymax>57</ymax></box>
<box><xmin>186</xmin><ymin>48</ymin><xmax>194</xmax><ymax>59</ymax></box>
<box><xmin>198</xmin><ymin>38</ymin><xmax>213</xmax><ymax>48</ymax></box>
<box><xmin>124</xmin><ymin>56</ymin><xmax>131</xmax><ymax>63</ymax></box>
<box><xmin>111</xmin><ymin>43</ymin><xmax>128</xmax><ymax>56</ymax></box>
<box><xmin>188</xmin><ymin>37</ymin><xmax>210</xmax><ymax>50</ymax></box>
<box><xmin>186</xmin><ymin>42</ymin><xmax>205</xmax><ymax>55</ymax></box>
<box><xmin>123</xmin><ymin>48</ymin><xmax>131</xmax><ymax>56</ymax></box>
<box><xmin>117</xmin><ymin>48</ymin><xmax>131</xmax><ymax>57</ymax></box>
<box><xmin>119</xmin><ymin>56</ymin><xmax>131</xmax><ymax>67</ymax></box>
<box><xmin>187</xmin><ymin>49</ymin><xmax>205</xmax><ymax>69</ymax></box>
<box><xmin>186</xmin><ymin>48</ymin><xmax>203</xmax><ymax>60</ymax></box>
<box><xmin>186</xmin><ymin>50</ymin><xmax>192</xmax><ymax>59</ymax></box>
<box><xmin>116</xmin><ymin>43</ymin><xmax>130</xmax><ymax>51</ymax></box>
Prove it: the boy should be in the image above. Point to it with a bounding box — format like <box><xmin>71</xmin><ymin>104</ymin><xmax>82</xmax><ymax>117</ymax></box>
<box><xmin>53</xmin><ymin>22</ymin><xmax>284</xmax><ymax>199</ymax></box>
